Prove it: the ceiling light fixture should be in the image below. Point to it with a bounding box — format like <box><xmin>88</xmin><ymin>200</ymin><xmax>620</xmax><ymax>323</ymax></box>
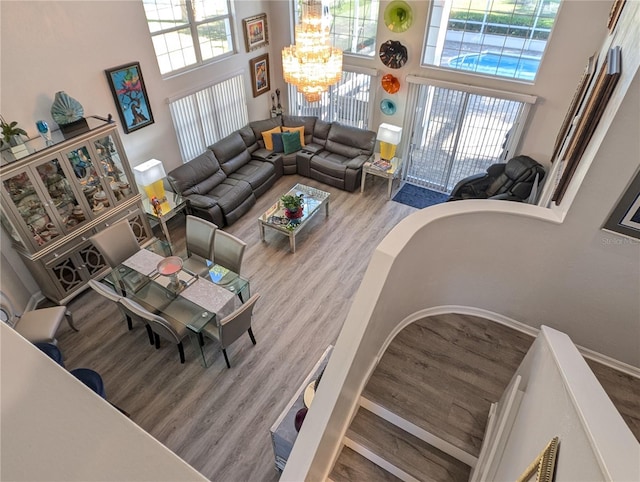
<box><xmin>282</xmin><ymin>0</ymin><xmax>343</xmax><ymax>103</ymax></box>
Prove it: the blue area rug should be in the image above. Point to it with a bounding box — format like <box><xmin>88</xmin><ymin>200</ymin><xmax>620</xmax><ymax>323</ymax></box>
<box><xmin>392</xmin><ymin>183</ymin><xmax>449</xmax><ymax>209</ymax></box>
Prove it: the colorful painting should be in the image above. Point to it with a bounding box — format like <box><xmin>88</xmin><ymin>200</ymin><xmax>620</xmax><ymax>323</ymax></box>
<box><xmin>603</xmin><ymin>169</ymin><xmax>640</xmax><ymax>240</ymax></box>
<box><xmin>243</xmin><ymin>13</ymin><xmax>269</xmax><ymax>52</ymax></box>
<box><xmin>105</xmin><ymin>62</ymin><xmax>154</xmax><ymax>134</ymax></box>
<box><xmin>250</xmin><ymin>54</ymin><xmax>270</xmax><ymax>98</ymax></box>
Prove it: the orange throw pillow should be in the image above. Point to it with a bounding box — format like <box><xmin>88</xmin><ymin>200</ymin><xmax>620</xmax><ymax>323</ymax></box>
<box><xmin>282</xmin><ymin>126</ymin><xmax>305</xmax><ymax>147</ymax></box>
<box><xmin>261</xmin><ymin>126</ymin><xmax>282</xmax><ymax>151</ymax></box>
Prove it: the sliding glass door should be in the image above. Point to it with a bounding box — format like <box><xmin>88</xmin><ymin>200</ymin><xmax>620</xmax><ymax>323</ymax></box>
<box><xmin>405</xmin><ymin>81</ymin><xmax>533</xmax><ymax>193</ymax></box>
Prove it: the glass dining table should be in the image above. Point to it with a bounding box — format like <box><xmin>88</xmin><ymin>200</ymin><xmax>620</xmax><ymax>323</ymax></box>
<box><xmin>101</xmin><ymin>238</ymin><xmax>250</xmax><ymax>367</ymax></box>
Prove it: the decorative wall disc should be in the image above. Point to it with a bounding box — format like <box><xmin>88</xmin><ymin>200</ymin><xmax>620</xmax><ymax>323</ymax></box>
<box><xmin>380</xmin><ymin>99</ymin><xmax>397</xmax><ymax>115</ymax></box>
<box><xmin>379</xmin><ymin>40</ymin><xmax>408</xmax><ymax>69</ymax></box>
<box><xmin>381</xmin><ymin>74</ymin><xmax>400</xmax><ymax>94</ymax></box>
<box><xmin>384</xmin><ymin>0</ymin><xmax>413</xmax><ymax>33</ymax></box>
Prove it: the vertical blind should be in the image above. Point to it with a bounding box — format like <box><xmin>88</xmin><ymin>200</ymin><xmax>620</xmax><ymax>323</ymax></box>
<box><xmin>288</xmin><ymin>69</ymin><xmax>376</xmax><ymax>129</ymax></box>
<box><xmin>168</xmin><ymin>73</ymin><xmax>248</xmax><ymax>162</ymax></box>
<box><xmin>403</xmin><ymin>78</ymin><xmax>535</xmax><ymax>192</ymax></box>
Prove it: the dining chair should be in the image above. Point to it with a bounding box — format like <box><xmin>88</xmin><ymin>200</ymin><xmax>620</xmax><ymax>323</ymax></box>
<box><xmin>118</xmin><ymin>297</ymin><xmax>189</xmax><ymax>364</ymax></box>
<box><xmin>1</xmin><ymin>290</ymin><xmax>77</xmax><ymax>344</ymax></box>
<box><xmin>90</xmin><ymin>219</ymin><xmax>140</xmax><ymax>268</ymax></box>
<box><xmin>87</xmin><ymin>279</ymin><xmax>154</xmax><ymax>345</ymax></box>
<box><xmin>202</xmin><ymin>293</ymin><xmax>260</xmax><ymax>368</ymax></box>
<box><xmin>183</xmin><ymin>215</ymin><xmax>217</xmax><ymax>276</ymax></box>
<box><xmin>213</xmin><ymin>230</ymin><xmax>247</xmax><ymax>276</ymax></box>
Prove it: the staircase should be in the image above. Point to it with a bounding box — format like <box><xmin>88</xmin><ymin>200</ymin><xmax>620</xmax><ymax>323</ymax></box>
<box><xmin>329</xmin><ymin>313</ymin><xmax>535</xmax><ymax>481</ymax></box>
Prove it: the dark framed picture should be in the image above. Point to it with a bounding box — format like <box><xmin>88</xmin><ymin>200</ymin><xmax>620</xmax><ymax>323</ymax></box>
<box><xmin>603</xmin><ymin>169</ymin><xmax>640</xmax><ymax>240</ymax></box>
<box><xmin>550</xmin><ymin>54</ymin><xmax>596</xmax><ymax>164</ymax></box>
<box><xmin>105</xmin><ymin>62</ymin><xmax>154</xmax><ymax>134</ymax></box>
<box><xmin>249</xmin><ymin>54</ymin><xmax>270</xmax><ymax>98</ymax></box>
<box><xmin>552</xmin><ymin>47</ymin><xmax>621</xmax><ymax>204</ymax></box>
<box><xmin>607</xmin><ymin>0</ymin><xmax>625</xmax><ymax>32</ymax></box>
<box><xmin>243</xmin><ymin>13</ymin><xmax>269</xmax><ymax>52</ymax></box>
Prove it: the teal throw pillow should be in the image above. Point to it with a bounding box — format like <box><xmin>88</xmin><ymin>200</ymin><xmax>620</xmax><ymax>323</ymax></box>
<box><xmin>271</xmin><ymin>132</ymin><xmax>284</xmax><ymax>153</ymax></box>
<box><xmin>282</xmin><ymin>131</ymin><xmax>302</xmax><ymax>155</ymax></box>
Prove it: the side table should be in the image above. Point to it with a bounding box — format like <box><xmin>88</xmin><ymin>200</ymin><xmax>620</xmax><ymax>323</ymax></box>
<box><xmin>361</xmin><ymin>156</ymin><xmax>402</xmax><ymax>200</ymax></box>
<box><xmin>142</xmin><ymin>191</ymin><xmax>189</xmax><ymax>248</ymax></box>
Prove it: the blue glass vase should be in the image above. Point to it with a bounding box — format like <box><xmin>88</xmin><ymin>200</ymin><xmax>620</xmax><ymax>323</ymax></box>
<box><xmin>36</xmin><ymin>120</ymin><xmax>54</xmax><ymax>146</ymax></box>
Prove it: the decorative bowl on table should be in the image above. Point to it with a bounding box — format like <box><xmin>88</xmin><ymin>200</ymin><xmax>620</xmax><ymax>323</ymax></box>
<box><xmin>157</xmin><ymin>256</ymin><xmax>184</xmax><ymax>290</ymax></box>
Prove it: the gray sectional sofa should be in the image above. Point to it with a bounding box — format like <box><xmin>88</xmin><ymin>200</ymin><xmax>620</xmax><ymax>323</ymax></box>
<box><xmin>167</xmin><ymin>115</ymin><xmax>376</xmax><ymax>227</ymax></box>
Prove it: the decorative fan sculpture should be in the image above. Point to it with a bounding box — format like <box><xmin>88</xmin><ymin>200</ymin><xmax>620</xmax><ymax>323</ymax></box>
<box><xmin>381</xmin><ymin>74</ymin><xmax>400</xmax><ymax>94</ymax></box>
<box><xmin>50</xmin><ymin>91</ymin><xmax>84</xmax><ymax>125</ymax></box>
<box><xmin>384</xmin><ymin>0</ymin><xmax>414</xmax><ymax>33</ymax></box>
<box><xmin>379</xmin><ymin>40</ymin><xmax>408</xmax><ymax>69</ymax></box>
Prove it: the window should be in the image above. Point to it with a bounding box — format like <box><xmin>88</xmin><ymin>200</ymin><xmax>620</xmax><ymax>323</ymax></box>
<box><xmin>168</xmin><ymin>74</ymin><xmax>248</xmax><ymax>162</ymax></box>
<box><xmin>288</xmin><ymin>69</ymin><xmax>376</xmax><ymax>129</ymax></box>
<box><xmin>143</xmin><ymin>0</ymin><xmax>233</xmax><ymax>75</ymax></box>
<box><xmin>294</xmin><ymin>0</ymin><xmax>379</xmax><ymax>57</ymax></box>
<box><xmin>423</xmin><ymin>0</ymin><xmax>560</xmax><ymax>81</ymax></box>
<box><xmin>404</xmin><ymin>79</ymin><xmax>535</xmax><ymax>192</ymax></box>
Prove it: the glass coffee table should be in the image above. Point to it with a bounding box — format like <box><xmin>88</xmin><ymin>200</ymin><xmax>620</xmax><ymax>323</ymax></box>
<box><xmin>258</xmin><ymin>183</ymin><xmax>330</xmax><ymax>253</ymax></box>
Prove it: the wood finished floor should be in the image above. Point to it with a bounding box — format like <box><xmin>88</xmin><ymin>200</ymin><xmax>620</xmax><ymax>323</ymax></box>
<box><xmin>53</xmin><ymin>174</ymin><xmax>640</xmax><ymax>481</ymax></box>
<box><xmin>57</xmin><ymin>174</ymin><xmax>416</xmax><ymax>482</ymax></box>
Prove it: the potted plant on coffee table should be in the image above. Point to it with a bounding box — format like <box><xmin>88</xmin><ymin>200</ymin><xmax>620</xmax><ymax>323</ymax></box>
<box><xmin>281</xmin><ymin>193</ymin><xmax>304</xmax><ymax>220</ymax></box>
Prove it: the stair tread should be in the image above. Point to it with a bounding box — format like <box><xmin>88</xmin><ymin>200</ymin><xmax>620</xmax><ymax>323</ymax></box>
<box><xmin>348</xmin><ymin>407</ymin><xmax>471</xmax><ymax>482</ymax></box>
<box><xmin>362</xmin><ymin>314</ymin><xmax>533</xmax><ymax>457</ymax></box>
<box><xmin>331</xmin><ymin>446</ymin><xmax>402</xmax><ymax>482</ymax></box>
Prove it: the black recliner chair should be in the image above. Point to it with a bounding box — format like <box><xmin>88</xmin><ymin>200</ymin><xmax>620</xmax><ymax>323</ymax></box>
<box><xmin>448</xmin><ymin>155</ymin><xmax>545</xmax><ymax>202</ymax></box>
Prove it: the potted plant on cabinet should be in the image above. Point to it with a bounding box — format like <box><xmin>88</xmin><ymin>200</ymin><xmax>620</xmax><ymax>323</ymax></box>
<box><xmin>281</xmin><ymin>193</ymin><xmax>304</xmax><ymax>220</ymax></box>
<box><xmin>1</xmin><ymin>116</ymin><xmax>28</xmax><ymax>147</ymax></box>
<box><xmin>1</xmin><ymin>116</ymin><xmax>29</xmax><ymax>160</ymax></box>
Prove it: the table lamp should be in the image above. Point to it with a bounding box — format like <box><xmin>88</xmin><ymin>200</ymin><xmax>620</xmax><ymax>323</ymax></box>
<box><xmin>133</xmin><ymin>159</ymin><xmax>170</xmax><ymax>214</ymax></box>
<box><xmin>377</xmin><ymin>123</ymin><xmax>402</xmax><ymax>161</ymax></box>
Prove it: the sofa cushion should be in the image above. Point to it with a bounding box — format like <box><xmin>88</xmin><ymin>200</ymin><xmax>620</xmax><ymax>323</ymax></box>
<box><xmin>272</xmin><ymin>132</ymin><xmax>285</xmax><ymax>153</ymax></box>
<box><xmin>261</xmin><ymin>126</ymin><xmax>282</xmax><ymax>150</ymax></box>
<box><xmin>325</xmin><ymin>123</ymin><xmax>376</xmax><ymax>158</ymax></box>
<box><xmin>238</xmin><ymin>125</ymin><xmax>259</xmax><ymax>151</ymax></box>
<box><xmin>250</xmin><ymin>117</ymin><xmax>283</xmax><ymax>142</ymax></box>
<box><xmin>312</xmin><ymin>119</ymin><xmax>331</xmax><ymax>146</ymax></box>
<box><xmin>311</xmin><ymin>153</ymin><xmax>349</xmax><ymax>177</ymax></box>
<box><xmin>206</xmin><ymin>178</ymin><xmax>253</xmax><ymax>214</ymax></box>
<box><xmin>228</xmin><ymin>160</ymin><xmax>275</xmax><ymax>192</ymax></box>
<box><xmin>210</xmin><ymin>132</ymin><xmax>252</xmax><ymax>175</ymax></box>
<box><xmin>282</xmin><ymin>126</ymin><xmax>305</xmax><ymax>146</ymax></box>
<box><xmin>282</xmin><ymin>131</ymin><xmax>302</xmax><ymax>154</ymax></box>
<box><xmin>166</xmin><ymin>150</ymin><xmax>226</xmax><ymax>196</ymax></box>
<box><xmin>283</xmin><ymin>115</ymin><xmax>316</xmax><ymax>144</ymax></box>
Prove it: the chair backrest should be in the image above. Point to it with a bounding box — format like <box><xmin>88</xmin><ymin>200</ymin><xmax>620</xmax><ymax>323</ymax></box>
<box><xmin>87</xmin><ymin>279</ymin><xmax>122</xmax><ymax>303</ymax></box>
<box><xmin>90</xmin><ymin>220</ymin><xmax>140</xmax><ymax>268</ymax></box>
<box><xmin>218</xmin><ymin>293</ymin><xmax>261</xmax><ymax>348</ymax></box>
<box><xmin>118</xmin><ymin>297</ymin><xmax>182</xmax><ymax>344</ymax></box>
<box><xmin>214</xmin><ymin>230</ymin><xmax>247</xmax><ymax>275</ymax></box>
<box><xmin>486</xmin><ymin>155</ymin><xmax>544</xmax><ymax>200</ymax></box>
<box><xmin>186</xmin><ymin>215</ymin><xmax>217</xmax><ymax>260</ymax></box>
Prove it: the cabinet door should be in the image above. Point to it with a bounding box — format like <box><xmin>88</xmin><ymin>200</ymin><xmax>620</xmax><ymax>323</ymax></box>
<box><xmin>33</xmin><ymin>155</ymin><xmax>91</xmax><ymax>235</ymax></box>
<box><xmin>1</xmin><ymin>167</ymin><xmax>62</xmax><ymax>249</ymax></box>
<box><xmin>92</xmin><ymin>133</ymin><xmax>136</xmax><ymax>204</ymax></box>
<box><xmin>62</xmin><ymin>144</ymin><xmax>115</xmax><ymax>217</ymax></box>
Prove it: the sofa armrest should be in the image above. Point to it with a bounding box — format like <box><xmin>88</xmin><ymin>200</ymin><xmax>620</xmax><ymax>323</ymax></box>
<box><xmin>345</xmin><ymin>154</ymin><xmax>372</xmax><ymax>170</ymax></box>
<box><xmin>184</xmin><ymin>194</ymin><xmax>218</xmax><ymax>209</ymax></box>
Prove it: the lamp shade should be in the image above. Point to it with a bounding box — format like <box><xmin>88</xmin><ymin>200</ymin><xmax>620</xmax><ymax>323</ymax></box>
<box><xmin>133</xmin><ymin>159</ymin><xmax>166</xmax><ymax>186</ymax></box>
<box><xmin>377</xmin><ymin>123</ymin><xmax>402</xmax><ymax>144</ymax></box>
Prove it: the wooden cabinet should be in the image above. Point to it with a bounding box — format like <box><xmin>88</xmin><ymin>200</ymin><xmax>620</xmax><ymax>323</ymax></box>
<box><xmin>0</xmin><ymin>120</ymin><xmax>152</xmax><ymax>304</ymax></box>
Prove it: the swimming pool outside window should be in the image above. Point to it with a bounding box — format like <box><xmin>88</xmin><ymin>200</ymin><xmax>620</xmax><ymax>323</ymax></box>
<box><xmin>423</xmin><ymin>0</ymin><xmax>560</xmax><ymax>81</ymax></box>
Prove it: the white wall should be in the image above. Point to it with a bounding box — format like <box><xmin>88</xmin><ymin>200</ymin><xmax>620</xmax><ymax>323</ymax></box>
<box><xmin>283</xmin><ymin>2</ymin><xmax>640</xmax><ymax>478</ymax></box>
<box><xmin>1</xmin><ymin>324</ymin><xmax>209</xmax><ymax>481</ymax></box>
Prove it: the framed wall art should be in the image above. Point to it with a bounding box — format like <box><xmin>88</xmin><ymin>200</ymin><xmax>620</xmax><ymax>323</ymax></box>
<box><xmin>243</xmin><ymin>13</ymin><xmax>269</xmax><ymax>52</ymax></box>
<box><xmin>607</xmin><ymin>0</ymin><xmax>626</xmax><ymax>32</ymax></box>
<box><xmin>516</xmin><ymin>437</ymin><xmax>559</xmax><ymax>482</ymax></box>
<box><xmin>552</xmin><ymin>46</ymin><xmax>622</xmax><ymax>204</ymax></box>
<box><xmin>105</xmin><ymin>62</ymin><xmax>154</xmax><ymax>134</ymax></box>
<box><xmin>603</xmin><ymin>169</ymin><xmax>640</xmax><ymax>240</ymax></box>
<box><xmin>250</xmin><ymin>54</ymin><xmax>270</xmax><ymax>97</ymax></box>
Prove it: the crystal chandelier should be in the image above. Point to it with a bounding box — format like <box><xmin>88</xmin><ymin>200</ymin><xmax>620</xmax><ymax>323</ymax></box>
<box><xmin>282</xmin><ymin>0</ymin><xmax>343</xmax><ymax>103</ymax></box>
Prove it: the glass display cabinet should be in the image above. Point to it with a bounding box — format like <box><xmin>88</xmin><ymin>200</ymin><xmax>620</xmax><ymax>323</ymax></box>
<box><xmin>0</xmin><ymin>119</ymin><xmax>152</xmax><ymax>304</ymax></box>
